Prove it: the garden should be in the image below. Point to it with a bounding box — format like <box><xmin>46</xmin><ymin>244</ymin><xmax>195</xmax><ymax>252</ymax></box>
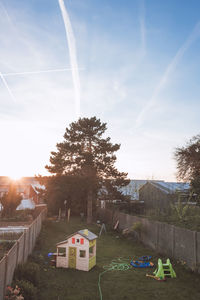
<box><xmin>9</xmin><ymin>217</ymin><xmax>200</xmax><ymax>300</ymax></box>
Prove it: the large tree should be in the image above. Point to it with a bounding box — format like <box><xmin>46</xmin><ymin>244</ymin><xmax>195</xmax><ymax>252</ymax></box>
<box><xmin>37</xmin><ymin>175</ymin><xmax>88</xmax><ymax>216</ymax></box>
<box><xmin>0</xmin><ymin>184</ymin><xmax>22</xmax><ymax>217</ymax></box>
<box><xmin>46</xmin><ymin>117</ymin><xmax>129</xmax><ymax>223</ymax></box>
<box><xmin>174</xmin><ymin>134</ymin><xmax>200</xmax><ymax>200</ymax></box>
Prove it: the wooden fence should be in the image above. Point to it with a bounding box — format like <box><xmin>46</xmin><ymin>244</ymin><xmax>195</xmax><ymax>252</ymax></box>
<box><xmin>98</xmin><ymin>208</ymin><xmax>200</xmax><ymax>274</ymax></box>
<box><xmin>0</xmin><ymin>208</ymin><xmax>47</xmax><ymax>300</ymax></box>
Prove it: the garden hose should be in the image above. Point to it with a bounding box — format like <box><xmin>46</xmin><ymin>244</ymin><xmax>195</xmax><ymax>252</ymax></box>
<box><xmin>98</xmin><ymin>258</ymin><xmax>132</xmax><ymax>300</ymax></box>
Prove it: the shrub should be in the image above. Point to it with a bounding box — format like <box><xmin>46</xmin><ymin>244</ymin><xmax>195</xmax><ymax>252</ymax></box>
<box><xmin>14</xmin><ymin>280</ymin><xmax>37</xmax><ymax>300</ymax></box>
<box><xmin>14</xmin><ymin>262</ymin><xmax>40</xmax><ymax>286</ymax></box>
<box><xmin>131</xmin><ymin>222</ymin><xmax>142</xmax><ymax>233</ymax></box>
<box><xmin>5</xmin><ymin>285</ymin><xmax>24</xmax><ymax>300</ymax></box>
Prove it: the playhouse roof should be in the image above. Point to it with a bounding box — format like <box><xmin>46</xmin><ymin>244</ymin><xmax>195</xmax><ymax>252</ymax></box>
<box><xmin>56</xmin><ymin>229</ymin><xmax>97</xmax><ymax>246</ymax></box>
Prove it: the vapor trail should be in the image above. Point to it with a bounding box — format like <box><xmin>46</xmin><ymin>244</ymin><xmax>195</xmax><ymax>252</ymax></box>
<box><xmin>0</xmin><ymin>72</ymin><xmax>16</xmax><ymax>102</ymax></box>
<box><xmin>2</xmin><ymin>67</ymin><xmax>83</xmax><ymax>77</ymax></box>
<box><xmin>135</xmin><ymin>21</ymin><xmax>200</xmax><ymax>129</ymax></box>
<box><xmin>58</xmin><ymin>0</ymin><xmax>81</xmax><ymax>119</ymax></box>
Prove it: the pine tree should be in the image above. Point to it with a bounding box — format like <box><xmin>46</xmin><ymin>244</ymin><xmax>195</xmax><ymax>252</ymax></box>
<box><xmin>46</xmin><ymin>116</ymin><xmax>129</xmax><ymax>223</ymax></box>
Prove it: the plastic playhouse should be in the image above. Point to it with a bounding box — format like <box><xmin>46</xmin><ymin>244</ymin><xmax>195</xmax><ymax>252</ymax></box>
<box><xmin>56</xmin><ymin>229</ymin><xmax>98</xmax><ymax>271</ymax></box>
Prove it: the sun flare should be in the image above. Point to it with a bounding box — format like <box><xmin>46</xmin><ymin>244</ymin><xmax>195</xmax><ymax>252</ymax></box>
<box><xmin>9</xmin><ymin>173</ymin><xmax>23</xmax><ymax>181</ymax></box>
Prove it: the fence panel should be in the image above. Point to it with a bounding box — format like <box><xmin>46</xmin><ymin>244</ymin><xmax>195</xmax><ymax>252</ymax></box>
<box><xmin>5</xmin><ymin>243</ymin><xmax>18</xmax><ymax>286</ymax></box>
<box><xmin>157</xmin><ymin>222</ymin><xmax>174</xmax><ymax>256</ymax></box>
<box><xmin>17</xmin><ymin>234</ymin><xmax>25</xmax><ymax>264</ymax></box>
<box><xmin>174</xmin><ymin>227</ymin><xmax>195</xmax><ymax>269</ymax></box>
<box><xmin>140</xmin><ymin>218</ymin><xmax>157</xmax><ymax>250</ymax></box>
<box><xmin>0</xmin><ymin>256</ymin><xmax>7</xmax><ymax>300</ymax></box>
<box><xmin>23</xmin><ymin>229</ymin><xmax>29</xmax><ymax>261</ymax></box>
<box><xmin>197</xmin><ymin>232</ymin><xmax>200</xmax><ymax>273</ymax></box>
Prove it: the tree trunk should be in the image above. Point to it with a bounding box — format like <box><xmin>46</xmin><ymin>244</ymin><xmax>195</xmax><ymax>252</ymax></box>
<box><xmin>87</xmin><ymin>189</ymin><xmax>93</xmax><ymax>224</ymax></box>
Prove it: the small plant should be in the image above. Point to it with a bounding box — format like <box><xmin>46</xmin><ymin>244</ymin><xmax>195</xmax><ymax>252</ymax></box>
<box><xmin>14</xmin><ymin>281</ymin><xmax>37</xmax><ymax>300</ymax></box>
<box><xmin>171</xmin><ymin>194</ymin><xmax>190</xmax><ymax>221</ymax></box>
<box><xmin>5</xmin><ymin>285</ymin><xmax>24</xmax><ymax>300</ymax></box>
<box><xmin>14</xmin><ymin>262</ymin><xmax>40</xmax><ymax>286</ymax></box>
<box><xmin>131</xmin><ymin>222</ymin><xmax>142</xmax><ymax>233</ymax></box>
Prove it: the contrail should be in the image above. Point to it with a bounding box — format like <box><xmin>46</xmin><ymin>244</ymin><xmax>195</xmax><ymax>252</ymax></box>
<box><xmin>135</xmin><ymin>21</ymin><xmax>200</xmax><ymax>128</ymax></box>
<box><xmin>2</xmin><ymin>67</ymin><xmax>83</xmax><ymax>77</ymax></box>
<box><xmin>58</xmin><ymin>0</ymin><xmax>81</xmax><ymax>119</ymax></box>
<box><xmin>0</xmin><ymin>72</ymin><xmax>16</xmax><ymax>102</ymax></box>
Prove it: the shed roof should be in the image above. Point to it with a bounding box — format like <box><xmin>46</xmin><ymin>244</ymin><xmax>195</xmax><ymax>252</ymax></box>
<box><xmin>148</xmin><ymin>181</ymin><xmax>190</xmax><ymax>194</ymax></box>
<box><xmin>57</xmin><ymin>229</ymin><xmax>97</xmax><ymax>246</ymax></box>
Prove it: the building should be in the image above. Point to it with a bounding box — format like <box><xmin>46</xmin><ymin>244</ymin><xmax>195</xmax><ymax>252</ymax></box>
<box><xmin>139</xmin><ymin>181</ymin><xmax>190</xmax><ymax>212</ymax></box>
<box><xmin>0</xmin><ymin>176</ymin><xmax>45</xmax><ymax>205</ymax></box>
<box><xmin>56</xmin><ymin>229</ymin><xmax>97</xmax><ymax>271</ymax></box>
<box><xmin>120</xmin><ymin>179</ymin><xmax>165</xmax><ymax>200</ymax></box>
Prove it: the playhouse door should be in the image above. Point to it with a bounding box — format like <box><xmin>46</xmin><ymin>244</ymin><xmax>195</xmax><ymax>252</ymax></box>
<box><xmin>68</xmin><ymin>247</ymin><xmax>76</xmax><ymax>268</ymax></box>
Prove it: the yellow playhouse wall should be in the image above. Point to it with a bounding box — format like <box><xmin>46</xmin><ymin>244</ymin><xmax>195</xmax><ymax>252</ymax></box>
<box><xmin>89</xmin><ymin>255</ymin><xmax>96</xmax><ymax>270</ymax></box>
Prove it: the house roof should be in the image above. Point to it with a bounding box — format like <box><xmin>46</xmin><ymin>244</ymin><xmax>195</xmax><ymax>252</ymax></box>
<box><xmin>31</xmin><ymin>183</ymin><xmax>45</xmax><ymax>194</ymax></box>
<box><xmin>16</xmin><ymin>199</ymin><xmax>36</xmax><ymax>210</ymax></box>
<box><xmin>57</xmin><ymin>229</ymin><xmax>98</xmax><ymax>246</ymax></box>
<box><xmin>148</xmin><ymin>181</ymin><xmax>190</xmax><ymax>194</ymax></box>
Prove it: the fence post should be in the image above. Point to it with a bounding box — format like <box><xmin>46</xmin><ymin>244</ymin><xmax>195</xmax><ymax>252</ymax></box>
<box><xmin>3</xmin><ymin>254</ymin><xmax>8</xmax><ymax>297</ymax></box>
<box><xmin>171</xmin><ymin>225</ymin><xmax>175</xmax><ymax>257</ymax></box>
<box><xmin>23</xmin><ymin>230</ymin><xmax>27</xmax><ymax>263</ymax></box>
<box><xmin>16</xmin><ymin>240</ymin><xmax>19</xmax><ymax>266</ymax></box>
<box><xmin>194</xmin><ymin>231</ymin><xmax>197</xmax><ymax>270</ymax></box>
<box><xmin>156</xmin><ymin>222</ymin><xmax>159</xmax><ymax>251</ymax></box>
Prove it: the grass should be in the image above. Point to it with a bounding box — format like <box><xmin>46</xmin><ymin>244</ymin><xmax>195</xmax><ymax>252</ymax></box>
<box><xmin>27</xmin><ymin>217</ymin><xmax>200</xmax><ymax>300</ymax></box>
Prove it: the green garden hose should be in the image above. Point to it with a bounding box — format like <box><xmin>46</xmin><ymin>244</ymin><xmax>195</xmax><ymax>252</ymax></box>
<box><xmin>98</xmin><ymin>258</ymin><xmax>132</xmax><ymax>300</ymax></box>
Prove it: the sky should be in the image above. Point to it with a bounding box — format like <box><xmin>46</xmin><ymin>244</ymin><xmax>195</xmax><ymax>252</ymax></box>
<box><xmin>0</xmin><ymin>0</ymin><xmax>200</xmax><ymax>181</ymax></box>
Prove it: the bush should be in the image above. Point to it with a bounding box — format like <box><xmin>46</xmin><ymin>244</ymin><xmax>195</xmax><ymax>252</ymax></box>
<box><xmin>5</xmin><ymin>285</ymin><xmax>24</xmax><ymax>300</ymax></box>
<box><xmin>14</xmin><ymin>262</ymin><xmax>40</xmax><ymax>286</ymax></box>
<box><xmin>14</xmin><ymin>280</ymin><xmax>37</xmax><ymax>300</ymax></box>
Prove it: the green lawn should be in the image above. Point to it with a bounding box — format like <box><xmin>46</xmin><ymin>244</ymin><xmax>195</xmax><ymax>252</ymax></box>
<box><xmin>29</xmin><ymin>217</ymin><xmax>200</xmax><ymax>300</ymax></box>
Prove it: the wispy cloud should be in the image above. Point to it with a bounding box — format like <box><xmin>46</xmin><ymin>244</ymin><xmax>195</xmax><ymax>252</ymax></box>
<box><xmin>58</xmin><ymin>0</ymin><xmax>81</xmax><ymax>119</ymax></box>
<box><xmin>135</xmin><ymin>21</ymin><xmax>200</xmax><ymax>128</ymax></box>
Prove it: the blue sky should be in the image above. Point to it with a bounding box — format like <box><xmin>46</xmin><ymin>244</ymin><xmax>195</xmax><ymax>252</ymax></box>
<box><xmin>0</xmin><ymin>0</ymin><xmax>200</xmax><ymax>180</ymax></box>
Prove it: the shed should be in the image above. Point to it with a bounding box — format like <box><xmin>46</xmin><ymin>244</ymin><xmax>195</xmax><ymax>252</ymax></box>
<box><xmin>139</xmin><ymin>181</ymin><xmax>190</xmax><ymax>212</ymax></box>
<box><xmin>56</xmin><ymin>229</ymin><xmax>97</xmax><ymax>271</ymax></box>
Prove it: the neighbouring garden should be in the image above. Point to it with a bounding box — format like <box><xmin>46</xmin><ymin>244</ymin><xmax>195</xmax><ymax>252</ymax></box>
<box><xmin>10</xmin><ymin>217</ymin><xmax>200</xmax><ymax>300</ymax></box>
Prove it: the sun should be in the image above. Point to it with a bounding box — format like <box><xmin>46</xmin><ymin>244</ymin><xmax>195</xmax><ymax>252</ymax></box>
<box><xmin>9</xmin><ymin>172</ymin><xmax>23</xmax><ymax>181</ymax></box>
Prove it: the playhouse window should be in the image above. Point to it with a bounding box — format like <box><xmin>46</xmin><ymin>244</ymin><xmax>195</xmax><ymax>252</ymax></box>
<box><xmin>58</xmin><ymin>247</ymin><xmax>66</xmax><ymax>257</ymax></box>
<box><xmin>76</xmin><ymin>238</ymin><xmax>79</xmax><ymax>243</ymax></box>
<box><xmin>80</xmin><ymin>250</ymin><xmax>86</xmax><ymax>258</ymax></box>
<box><xmin>89</xmin><ymin>246</ymin><xmax>94</xmax><ymax>257</ymax></box>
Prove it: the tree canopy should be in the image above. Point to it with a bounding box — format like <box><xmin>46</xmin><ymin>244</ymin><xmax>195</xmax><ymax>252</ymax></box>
<box><xmin>0</xmin><ymin>184</ymin><xmax>22</xmax><ymax>217</ymax></box>
<box><xmin>174</xmin><ymin>134</ymin><xmax>200</xmax><ymax>200</ymax></box>
<box><xmin>45</xmin><ymin>117</ymin><xmax>129</xmax><ymax>222</ymax></box>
